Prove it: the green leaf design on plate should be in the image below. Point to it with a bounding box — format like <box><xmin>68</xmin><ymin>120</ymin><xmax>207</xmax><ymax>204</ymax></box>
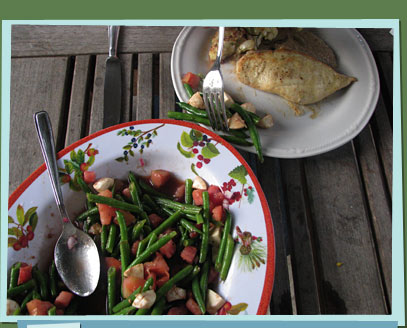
<box><xmin>24</xmin><ymin>207</ymin><xmax>38</xmax><ymax>226</ymax></box>
<box><xmin>123</xmin><ymin>145</ymin><xmax>132</xmax><ymax>150</ymax></box>
<box><xmin>87</xmin><ymin>155</ymin><xmax>95</xmax><ymax>166</ymax></box>
<box><xmin>201</xmin><ymin>143</ymin><xmax>220</xmax><ymax>159</ymax></box>
<box><xmin>76</xmin><ymin>149</ymin><xmax>85</xmax><ymax>164</ymax></box>
<box><xmin>181</xmin><ymin>131</ymin><xmax>194</xmax><ymax>148</ymax></box>
<box><xmin>246</xmin><ymin>188</ymin><xmax>255</xmax><ymax>204</ymax></box>
<box><xmin>129</xmin><ymin>150</ymin><xmax>135</xmax><ymax>157</ymax></box>
<box><xmin>8</xmin><ymin>216</ymin><xmax>14</xmax><ymax>223</ymax></box>
<box><xmin>228</xmin><ymin>303</ymin><xmax>248</xmax><ymax>315</ymax></box>
<box><xmin>16</xmin><ymin>205</ymin><xmax>25</xmax><ymax>225</ymax></box>
<box><xmin>177</xmin><ymin>142</ymin><xmax>195</xmax><ymax>158</ymax></box>
<box><xmin>8</xmin><ymin>237</ymin><xmax>18</xmax><ymax>247</ymax></box>
<box><xmin>29</xmin><ymin>213</ymin><xmax>39</xmax><ymax>231</ymax></box>
<box><xmin>9</xmin><ymin>227</ymin><xmax>22</xmax><ymax>238</ymax></box>
<box><xmin>116</xmin><ymin>157</ymin><xmax>124</xmax><ymax>162</ymax></box>
<box><xmin>70</xmin><ymin>150</ymin><xmax>77</xmax><ymax>162</ymax></box>
<box><xmin>64</xmin><ymin>160</ymin><xmax>74</xmax><ymax>174</ymax></box>
<box><xmin>191</xmin><ymin>163</ymin><xmax>199</xmax><ymax>176</ymax></box>
<box><xmin>189</xmin><ymin>129</ymin><xmax>203</xmax><ymax>142</ymax></box>
<box><xmin>229</xmin><ymin>165</ymin><xmax>248</xmax><ymax>185</ymax></box>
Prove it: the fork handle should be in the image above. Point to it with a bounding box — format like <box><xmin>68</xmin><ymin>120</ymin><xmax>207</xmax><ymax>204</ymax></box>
<box><xmin>215</xmin><ymin>27</ymin><xmax>225</xmax><ymax>66</ymax></box>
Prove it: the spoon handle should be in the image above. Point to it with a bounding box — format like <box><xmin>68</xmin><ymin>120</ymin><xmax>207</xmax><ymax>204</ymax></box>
<box><xmin>34</xmin><ymin>111</ymin><xmax>69</xmax><ymax>222</ymax></box>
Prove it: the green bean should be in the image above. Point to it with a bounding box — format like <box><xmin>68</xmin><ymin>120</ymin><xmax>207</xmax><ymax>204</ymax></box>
<box><xmin>156</xmin><ymin>265</ymin><xmax>193</xmax><ymax>301</ymax></box>
<box><xmin>48</xmin><ymin>306</ymin><xmax>56</xmax><ymax>315</ymax></box>
<box><xmin>32</xmin><ymin>266</ymin><xmax>49</xmax><ymax>300</ymax></box>
<box><xmin>143</xmin><ymin>194</ymin><xmax>166</xmax><ymax>217</ymax></box>
<box><xmin>13</xmin><ymin>307</ymin><xmax>21</xmax><ymax>315</ymax></box>
<box><xmin>199</xmin><ymin>217</ymin><xmax>209</xmax><ymax>264</ymax></box>
<box><xmin>49</xmin><ymin>261</ymin><xmax>58</xmax><ymax>298</ymax></box>
<box><xmin>119</xmin><ymin>241</ymin><xmax>131</xmax><ymax>277</ymax></box>
<box><xmin>106</xmin><ymin>224</ymin><xmax>118</xmax><ymax>254</ymax></box>
<box><xmin>155</xmin><ymin>197</ymin><xmax>201</xmax><ymax>215</ymax></box>
<box><xmin>138</xmin><ymin>179</ymin><xmax>170</xmax><ymax>199</ymax></box>
<box><xmin>114</xmin><ymin>305</ymin><xmax>136</xmax><ymax>315</ymax></box>
<box><xmin>111</xmin><ymin>241</ymin><xmax>121</xmax><ymax>258</ymax></box>
<box><xmin>136</xmin><ymin>238</ymin><xmax>148</xmax><ymax>259</ymax></box>
<box><xmin>86</xmin><ymin>193</ymin><xmax>145</xmax><ymax>216</ymax></box>
<box><xmin>163</xmin><ymin>206</ymin><xmax>197</xmax><ymax>221</ymax></box>
<box><xmin>192</xmin><ymin>276</ymin><xmax>206</xmax><ymax>314</ymax></box>
<box><xmin>231</xmin><ymin>104</ymin><xmax>263</xmax><ymax>163</ymax></box>
<box><xmin>183</xmin><ymin>83</ymin><xmax>195</xmax><ymax>98</ymax></box>
<box><xmin>32</xmin><ymin>288</ymin><xmax>41</xmax><ymax>300</ymax></box>
<box><xmin>180</xmin><ymin>265</ymin><xmax>201</xmax><ymax>288</ymax></box>
<box><xmin>64</xmin><ymin>297</ymin><xmax>79</xmax><ymax>315</ymax></box>
<box><xmin>129</xmin><ymin>180</ymin><xmax>142</xmax><ymax>208</ymax></box>
<box><xmin>202</xmin><ymin>191</ymin><xmax>210</xmax><ymax>220</ymax></box>
<box><xmin>112</xmin><ymin>286</ymin><xmax>142</xmax><ymax>313</ymax></box>
<box><xmin>147</xmin><ymin>232</ymin><xmax>158</xmax><ymax>248</ymax></box>
<box><xmin>116</xmin><ymin>211</ymin><xmax>128</xmax><ymax>241</ymax></box>
<box><xmin>180</xmin><ymin>219</ymin><xmax>203</xmax><ymax>235</ymax></box>
<box><xmin>200</xmin><ymin>260</ymin><xmax>210</xmax><ymax>303</ymax></box>
<box><xmin>20</xmin><ymin>290</ymin><xmax>34</xmax><ymax>313</ymax></box>
<box><xmin>135</xmin><ymin>308</ymin><xmax>151</xmax><ymax>315</ymax></box>
<box><xmin>215</xmin><ymin>211</ymin><xmax>232</xmax><ymax>271</ymax></box>
<box><xmin>150</xmin><ymin>209</ymin><xmax>182</xmax><ymax>237</ymax></box>
<box><xmin>76</xmin><ymin>206</ymin><xmax>99</xmax><ymax>221</ymax></box>
<box><xmin>143</xmin><ymin>225</ymin><xmax>152</xmax><ymax>235</ymax></box>
<box><xmin>228</xmin><ymin>129</ymin><xmax>250</xmax><ymax>139</ymax></box>
<box><xmin>101</xmin><ymin>224</ymin><xmax>109</xmax><ymax>254</ymax></box>
<box><xmin>195</xmin><ymin>213</ymin><xmax>204</xmax><ymax>225</ymax></box>
<box><xmin>220</xmin><ymin>135</ymin><xmax>253</xmax><ymax>147</ymax></box>
<box><xmin>131</xmin><ymin>219</ymin><xmax>146</xmax><ymax>242</ymax></box>
<box><xmin>220</xmin><ymin>234</ymin><xmax>235</xmax><ymax>281</ymax></box>
<box><xmin>107</xmin><ymin>266</ymin><xmax>117</xmax><ymax>314</ymax></box>
<box><xmin>151</xmin><ymin>297</ymin><xmax>166</xmax><ymax>315</ymax></box>
<box><xmin>183</xmin><ymin>239</ymin><xmax>196</xmax><ymax>247</ymax></box>
<box><xmin>142</xmin><ymin>277</ymin><xmax>154</xmax><ymax>292</ymax></box>
<box><xmin>115</xmin><ymin>194</ymin><xmax>126</xmax><ymax>202</ymax></box>
<box><xmin>177</xmin><ymin>102</ymin><xmax>207</xmax><ymax>117</ymax></box>
<box><xmin>167</xmin><ymin>111</ymin><xmax>211</xmax><ymax>126</ymax></box>
<box><xmin>7</xmin><ymin>279</ymin><xmax>35</xmax><ymax>298</ymax></box>
<box><xmin>9</xmin><ymin>262</ymin><xmax>21</xmax><ymax>289</ymax></box>
<box><xmin>128</xmin><ymin>231</ymin><xmax>177</xmax><ymax>269</ymax></box>
<box><xmin>185</xmin><ymin>178</ymin><xmax>193</xmax><ymax>204</ymax></box>
<box><xmin>83</xmin><ymin>219</ymin><xmax>90</xmax><ymax>234</ymax></box>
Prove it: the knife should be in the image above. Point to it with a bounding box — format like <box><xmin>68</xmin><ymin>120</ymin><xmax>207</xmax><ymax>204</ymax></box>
<box><xmin>103</xmin><ymin>26</ymin><xmax>122</xmax><ymax>128</ymax></box>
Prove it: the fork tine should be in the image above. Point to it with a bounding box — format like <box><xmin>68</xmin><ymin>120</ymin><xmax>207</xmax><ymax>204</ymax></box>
<box><xmin>209</xmin><ymin>92</ymin><xmax>220</xmax><ymax>130</ymax></box>
<box><xmin>203</xmin><ymin>92</ymin><xmax>216</xmax><ymax>130</ymax></box>
<box><xmin>214</xmin><ymin>92</ymin><xmax>224</xmax><ymax>131</ymax></box>
<box><xmin>219</xmin><ymin>90</ymin><xmax>228</xmax><ymax>131</ymax></box>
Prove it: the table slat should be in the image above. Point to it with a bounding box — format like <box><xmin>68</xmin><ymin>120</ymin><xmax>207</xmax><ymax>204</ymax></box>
<box><xmin>134</xmin><ymin>53</ymin><xmax>154</xmax><ymax>120</ymax></box>
<box><xmin>159</xmin><ymin>53</ymin><xmax>175</xmax><ymax>118</ymax></box>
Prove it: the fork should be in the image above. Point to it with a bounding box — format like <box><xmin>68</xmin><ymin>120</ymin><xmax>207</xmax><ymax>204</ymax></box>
<box><xmin>203</xmin><ymin>26</ymin><xmax>228</xmax><ymax>131</ymax></box>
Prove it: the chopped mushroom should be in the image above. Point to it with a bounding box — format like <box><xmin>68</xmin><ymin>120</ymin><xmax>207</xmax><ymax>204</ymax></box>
<box><xmin>188</xmin><ymin>92</ymin><xmax>205</xmax><ymax>109</ymax></box>
<box><xmin>228</xmin><ymin>112</ymin><xmax>246</xmax><ymax>129</ymax></box>
<box><xmin>88</xmin><ymin>223</ymin><xmax>102</xmax><ymax>235</ymax></box>
<box><xmin>206</xmin><ymin>289</ymin><xmax>226</xmax><ymax>315</ymax></box>
<box><xmin>166</xmin><ymin>286</ymin><xmax>187</xmax><ymax>302</ymax></box>
<box><xmin>132</xmin><ymin>290</ymin><xmax>156</xmax><ymax>309</ymax></box>
<box><xmin>7</xmin><ymin>299</ymin><xmax>20</xmax><ymax>315</ymax></box>
<box><xmin>192</xmin><ymin>176</ymin><xmax>207</xmax><ymax>190</ymax></box>
<box><xmin>240</xmin><ymin>102</ymin><xmax>256</xmax><ymax>113</ymax></box>
<box><xmin>93</xmin><ymin>177</ymin><xmax>115</xmax><ymax>193</ymax></box>
<box><xmin>256</xmin><ymin>114</ymin><xmax>274</xmax><ymax>128</ymax></box>
<box><xmin>223</xmin><ymin>92</ymin><xmax>235</xmax><ymax>108</ymax></box>
<box><xmin>124</xmin><ymin>263</ymin><xmax>144</xmax><ymax>279</ymax></box>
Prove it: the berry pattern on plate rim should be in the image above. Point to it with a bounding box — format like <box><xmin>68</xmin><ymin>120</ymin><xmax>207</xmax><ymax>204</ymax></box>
<box><xmin>217</xmin><ymin>301</ymin><xmax>249</xmax><ymax>315</ymax></box>
<box><xmin>115</xmin><ymin>124</ymin><xmax>165</xmax><ymax>163</ymax></box>
<box><xmin>59</xmin><ymin>143</ymin><xmax>99</xmax><ymax>191</ymax></box>
<box><xmin>222</xmin><ymin>165</ymin><xmax>255</xmax><ymax>206</ymax></box>
<box><xmin>235</xmin><ymin>226</ymin><xmax>266</xmax><ymax>272</ymax></box>
<box><xmin>8</xmin><ymin>206</ymin><xmax>38</xmax><ymax>251</ymax></box>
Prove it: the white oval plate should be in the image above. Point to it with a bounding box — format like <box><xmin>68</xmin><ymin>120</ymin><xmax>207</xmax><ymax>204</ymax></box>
<box><xmin>7</xmin><ymin>120</ymin><xmax>274</xmax><ymax>316</ymax></box>
<box><xmin>171</xmin><ymin>27</ymin><xmax>380</xmax><ymax>158</ymax></box>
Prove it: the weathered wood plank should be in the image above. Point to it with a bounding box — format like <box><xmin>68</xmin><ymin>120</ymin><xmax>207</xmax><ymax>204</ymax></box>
<box><xmin>65</xmin><ymin>55</ymin><xmax>92</xmax><ymax>146</ymax></box>
<box><xmin>370</xmin><ymin>95</ymin><xmax>393</xmax><ymax>197</ymax></box>
<box><xmin>257</xmin><ymin>158</ymin><xmax>293</xmax><ymax>314</ymax></box>
<box><xmin>358</xmin><ymin>29</ymin><xmax>393</xmax><ymax>52</ymax></box>
<box><xmin>89</xmin><ymin>55</ymin><xmax>106</xmax><ymax>135</ymax></box>
<box><xmin>280</xmin><ymin>158</ymin><xmax>321</xmax><ymax>314</ymax></box>
<box><xmin>9</xmin><ymin>57</ymin><xmax>69</xmax><ymax>194</ymax></box>
<box><xmin>11</xmin><ymin>25</ymin><xmax>183</xmax><ymax>58</ymax></box>
<box><xmin>303</xmin><ymin>143</ymin><xmax>388</xmax><ymax>314</ymax></box>
<box><xmin>353</xmin><ymin>125</ymin><xmax>392</xmax><ymax>307</ymax></box>
<box><xmin>159</xmin><ymin>53</ymin><xmax>175</xmax><ymax>118</ymax></box>
<box><xmin>134</xmin><ymin>53</ymin><xmax>153</xmax><ymax>120</ymax></box>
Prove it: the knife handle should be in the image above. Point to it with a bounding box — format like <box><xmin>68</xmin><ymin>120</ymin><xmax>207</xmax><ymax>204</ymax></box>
<box><xmin>108</xmin><ymin>26</ymin><xmax>120</xmax><ymax>58</ymax></box>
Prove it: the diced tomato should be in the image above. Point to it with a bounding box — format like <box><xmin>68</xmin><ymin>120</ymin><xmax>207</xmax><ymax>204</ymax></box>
<box><xmin>17</xmin><ymin>264</ymin><xmax>32</xmax><ymax>285</ymax></box>
<box><xmin>54</xmin><ymin>291</ymin><xmax>74</xmax><ymax>309</ymax></box>
<box><xmin>122</xmin><ymin>187</ymin><xmax>131</xmax><ymax>199</ymax></box>
<box><xmin>208</xmin><ymin>185</ymin><xmax>224</xmax><ymax>207</ymax></box>
<box><xmin>180</xmin><ymin>246</ymin><xmax>197</xmax><ymax>264</ymax></box>
<box><xmin>212</xmin><ymin>205</ymin><xmax>225</xmax><ymax>222</ymax></box>
<box><xmin>105</xmin><ymin>257</ymin><xmax>121</xmax><ymax>272</ymax></box>
<box><xmin>83</xmin><ymin>171</ymin><xmax>96</xmax><ymax>184</ymax></box>
<box><xmin>122</xmin><ymin>276</ymin><xmax>146</xmax><ymax>299</ymax></box>
<box><xmin>96</xmin><ymin>190</ymin><xmax>116</xmax><ymax>225</ymax></box>
<box><xmin>208</xmin><ymin>266</ymin><xmax>219</xmax><ymax>284</ymax></box>
<box><xmin>173</xmin><ymin>183</ymin><xmax>185</xmax><ymax>202</ymax></box>
<box><xmin>26</xmin><ymin>299</ymin><xmax>54</xmax><ymax>315</ymax></box>
<box><xmin>150</xmin><ymin>170</ymin><xmax>171</xmax><ymax>188</ymax></box>
<box><xmin>192</xmin><ymin>189</ymin><xmax>204</xmax><ymax>206</ymax></box>
<box><xmin>167</xmin><ymin>304</ymin><xmax>189</xmax><ymax>315</ymax></box>
<box><xmin>144</xmin><ymin>253</ymin><xmax>170</xmax><ymax>288</ymax></box>
<box><xmin>186</xmin><ymin>298</ymin><xmax>202</xmax><ymax>315</ymax></box>
<box><xmin>131</xmin><ymin>240</ymin><xmax>140</xmax><ymax>256</ymax></box>
<box><xmin>145</xmin><ymin>272</ymin><xmax>157</xmax><ymax>290</ymax></box>
<box><xmin>182</xmin><ymin>72</ymin><xmax>200</xmax><ymax>90</ymax></box>
<box><xmin>56</xmin><ymin>309</ymin><xmax>64</xmax><ymax>315</ymax></box>
<box><xmin>149</xmin><ymin>213</ymin><xmax>163</xmax><ymax>228</ymax></box>
<box><xmin>114</xmin><ymin>209</ymin><xmax>136</xmax><ymax>226</ymax></box>
<box><xmin>159</xmin><ymin>239</ymin><xmax>176</xmax><ymax>259</ymax></box>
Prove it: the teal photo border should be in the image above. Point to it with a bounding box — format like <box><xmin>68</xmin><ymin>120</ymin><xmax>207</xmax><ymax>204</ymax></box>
<box><xmin>0</xmin><ymin>18</ymin><xmax>403</xmax><ymax>328</ymax></box>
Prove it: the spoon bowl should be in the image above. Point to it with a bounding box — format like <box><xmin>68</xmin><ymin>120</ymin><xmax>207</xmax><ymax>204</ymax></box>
<box><xmin>34</xmin><ymin>111</ymin><xmax>100</xmax><ymax>297</ymax></box>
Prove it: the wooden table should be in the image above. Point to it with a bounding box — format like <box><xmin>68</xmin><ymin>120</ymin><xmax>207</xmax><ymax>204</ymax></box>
<box><xmin>9</xmin><ymin>25</ymin><xmax>393</xmax><ymax>315</ymax></box>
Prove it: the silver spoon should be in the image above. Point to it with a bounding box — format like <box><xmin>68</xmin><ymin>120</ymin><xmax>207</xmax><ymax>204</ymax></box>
<box><xmin>34</xmin><ymin>111</ymin><xmax>100</xmax><ymax>297</ymax></box>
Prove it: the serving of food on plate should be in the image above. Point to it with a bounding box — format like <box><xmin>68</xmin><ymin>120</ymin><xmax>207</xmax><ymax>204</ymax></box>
<box><xmin>171</xmin><ymin>26</ymin><xmax>380</xmax><ymax>158</ymax></box>
<box><xmin>6</xmin><ymin>121</ymin><xmax>274</xmax><ymax>316</ymax></box>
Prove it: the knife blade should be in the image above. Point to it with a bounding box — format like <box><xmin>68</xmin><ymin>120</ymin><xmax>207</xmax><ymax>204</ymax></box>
<box><xmin>103</xmin><ymin>26</ymin><xmax>122</xmax><ymax>128</ymax></box>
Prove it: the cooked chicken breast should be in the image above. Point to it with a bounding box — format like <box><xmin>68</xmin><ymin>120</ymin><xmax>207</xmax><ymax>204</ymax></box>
<box><xmin>236</xmin><ymin>49</ymin><xmax>356</xmax><ymax>105</ymax></box>
<box><xmin>208</xmin><ymin>27</ymin><xmax>248</xmax><ymax>62</ymax></box>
